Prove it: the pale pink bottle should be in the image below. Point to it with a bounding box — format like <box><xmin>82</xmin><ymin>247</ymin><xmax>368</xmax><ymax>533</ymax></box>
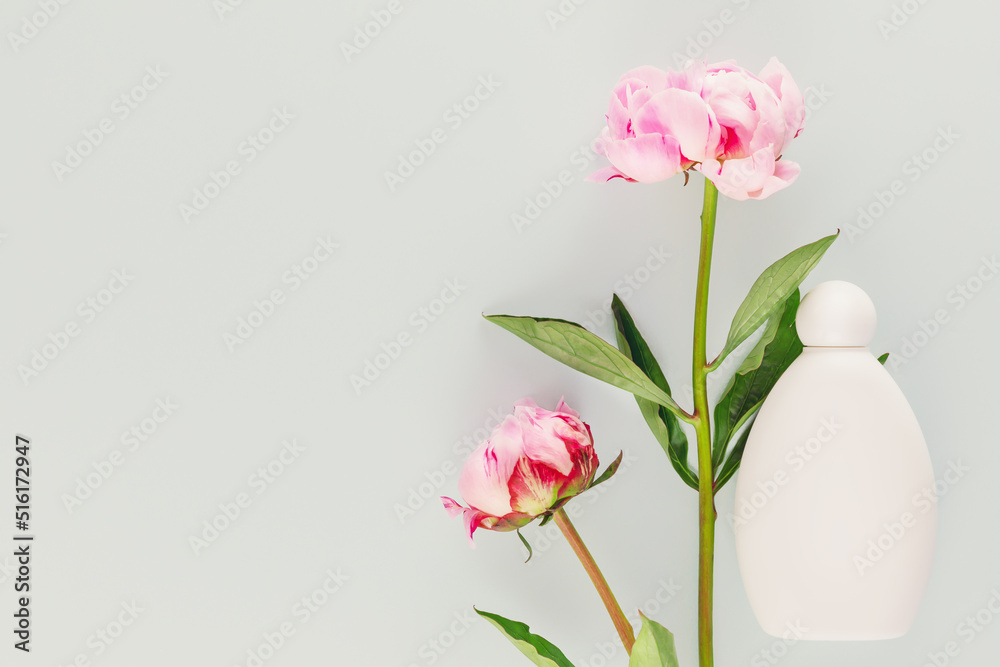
<box><xmin>734</xmin><ymin>280</ymin><xmax>936</xmax><ymax>640</ymax></box>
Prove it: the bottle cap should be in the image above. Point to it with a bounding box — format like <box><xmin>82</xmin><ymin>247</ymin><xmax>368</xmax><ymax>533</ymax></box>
<box><xmin>795</xmin><ymin>280</ymin><xmax>876</xmax><ymax>347</ymax></box>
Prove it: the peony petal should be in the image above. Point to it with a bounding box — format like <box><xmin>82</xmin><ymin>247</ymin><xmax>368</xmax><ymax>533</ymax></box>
<box><xmin>703</xmin><ymin>69</ymin><xmax>752</xmax><ymax>107</ymax></box>
<box><xmin>512</xmin><ymin>397</ymin><xmax>539</xmax><ymax>410</ymax></box>
<box><xmin>508</xmin><ymin>457</ymin><xmax>565</xmax><ymax>516</ymax></box>
<box><xmin>440</xmin><ymin>497</ymin><xmax>499</xmax><ymax>548</ymax></box>
<box><xmin>698</xmin><ymin>147</ymin><xmax>775</xmax><ymax>201</ymax></box>
<box><xmin>634</xmin><ymin>89</ymin><xmax>717</xmax><ymax>163</ymax></box>
<box><xmin>747</xmin><ymin>159</ymin><xmax>801</xmax><ymax>200</ymax></box>
<box><xmin>490</xmin><ymin>511</ymin><xmax>535</xmax><ymax>533</ymax></box>
<box><xmin>457</xmin><ymin>418</ymin><xmax>523</xmax><ymax>517</ymax></box>
<box><xmin>441</xmin><ymin>496</ymin><xmax>465</xmax><ymax>518</ymax></box>
<box><xmin>555</xmin><ymin>450</ymin><xmax>597</xmax><ymax>500</ymax></box>
<box><xmin>701</xmin><ymin>70</ymin><xmax>757</xmax><ymax>158</ymax></box>
<box><xmin>745</xmin><ymin>76</ymin><xmax>786</xmax><ymax>156</ymax></box>
<box><xmin>606</xmin><ymin>92</ymin><xmax>631</xmax><ymax>141</ymax></box>
<box><xmin>519</xmin><ymin>427</ymin><xmax>572</xmax><ymax>475</ymax></box>
<box><xmin>603</xmin><ymin>134</ymin><xmax>683</xmax><ymax>183</ymax></box>
<box><xmin>725</xmin><ymin>148</ymin><xmax>774</xmax><ymax>192</ymax></box>
<box><xmin>706</xmin><ymin>60</ymin><xmax>742</xmax><ymax>75</ymax></box>
<box><xmin>554</xmin><ymin>416</ymin><xmax>593</xmax><ymax>455</ymax></box>
<box><xmin>759</xmin><ymin>57</ymin><xmax>805</xmax><ymax>143</ymax></box>
<box><xmin>666</xmin><ymin>60</ymin><xmax>707</xmax><ymax>93</ymax></box>
<box><xmin>586</xmin><ymin>165</ymin><xmax>635</xmax><ymax>183</ymax></box>
<box><xmin>611</xmin><ymin>76</ymin><xmax>657</xmax><ymax>122</ymax></box>
<box><xmin>514</xmin><ymin>399</ymin><xmax>594</xmax><ymax>476</ymax></box>
<box><xmin>622</xmin><ymin>84</ymin><xmax>654</xmax><ymax>124</ymax></box>
<box><xmin>514</xmin><ymin>409</ymin><xmax>574</xmax><ymax>476</ymax></box>
<box><xmin>462</xmin><ymin>507</ymin><xmax>497</xmax><ymax>547</ymax></box>
<box><xmin>706</xmin><ymin>88</ymin><xmax>758</xmax><ymax>159</ymax></box>
<box><xmin>617</xmin><ymin>65</ymin><xmax>670</xmax><ymax>94</ymax></box>
<box><xmin>553</xmin><ymin>397</ymin><xmax>580</xmax><ymax>419</ymax></box>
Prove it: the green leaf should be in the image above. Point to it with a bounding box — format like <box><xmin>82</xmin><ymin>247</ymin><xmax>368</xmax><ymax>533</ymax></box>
<box><xmin>485</xmin><ymin>314</ymin><xmax>688</xmax><ymax>421</ymax></box>
<box><xmin>475</xmin><ymin>609</ymin><xmax>576</xmax><ymax>667</ymax></box>
<box><xmin>588</xmin><ymin>450</ymin><xmax>623</xmax><ymax>490</ymax></box>
<box><xmin>629</xmin><ymin>613</ymin><xmax>680</xmax><ymax>667</ymax></box>
<box><xmin>713</xmin><ymin>416</ymin><xmax>754</xmax><ymax>491</ymax></box>
<box><xmin>734</xmin><ymin>301</ymin><xmax>784</xmax><ymax>376</ymax></box>
<box><xmin>878</xmin><ymin>352</ymin><xmax>889</xmax><ymax>365</ymax></box>
<box><xmin>610</xmin><ymin>296</ymin><xmax>698</xmax><ymax>490</ymax></box>
<box><xmin>712</xmin><ymin>291</ymin><xmax>803</xmax><ymax>480</ymax></box>
<box><xmin>538</xmin><ymin>513</ymin><xmax>554</xmax><ymax>527</ymax></box>
<box><xmin>715</xmin><ymin>232</ymin><xmax>837</xmax><ymax>368</ymax></box>
<box><xmin>517</xmin><ymin>529</ymin><xmax>533</xmax><ymax>563</ymax></box>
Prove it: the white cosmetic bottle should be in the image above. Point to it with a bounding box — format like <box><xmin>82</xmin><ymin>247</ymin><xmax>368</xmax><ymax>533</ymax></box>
<box><xmin>734</xmin><ymin>280</ymin><xmax>937</xmax><ymax>640</ymax></box>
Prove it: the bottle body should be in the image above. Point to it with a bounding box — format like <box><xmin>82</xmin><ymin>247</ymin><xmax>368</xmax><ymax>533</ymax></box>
<box><xmin>734</xmin><ymin>347</ymin><xmax>936</xmax><ymax>640</ymax></box>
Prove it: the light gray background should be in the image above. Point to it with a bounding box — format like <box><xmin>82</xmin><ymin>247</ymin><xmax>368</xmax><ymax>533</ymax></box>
<box><xmin>1</xmin><ymin>0</ymin><xmax>996</xmax><ymax>665</ymax></box>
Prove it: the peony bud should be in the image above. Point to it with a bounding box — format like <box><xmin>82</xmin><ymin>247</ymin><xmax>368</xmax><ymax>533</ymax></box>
<box><xmin>441</xmin><ymin>398</ymin><xmax>601</xmax><ymax>546</ymax></box>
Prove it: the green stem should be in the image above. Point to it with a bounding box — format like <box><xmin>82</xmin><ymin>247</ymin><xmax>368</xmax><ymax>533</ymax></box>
<box><xmin>553</xmin><ymin>508</ymin><xmax>635</xmax><ymax>655</ymax></box>
<box><xmin>692</xmin><ymin>177</ymin><xmax>719</xmax><ymax>667</ymax></box>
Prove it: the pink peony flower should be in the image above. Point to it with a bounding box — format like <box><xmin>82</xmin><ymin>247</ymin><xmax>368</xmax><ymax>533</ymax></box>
<box><xmin>588</xmin><ymin>58</ymin><xmax>805</xmax><ymax>200</ymax></box>
<box><xmin>441</xmin><ymin>398</ymin><xmax>600</xmax><ymax>546</ymax></box>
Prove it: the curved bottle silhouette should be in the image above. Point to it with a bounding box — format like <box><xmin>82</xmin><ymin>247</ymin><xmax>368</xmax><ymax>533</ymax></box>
<box><xmin>734</xmin><ymin>280</ymin><xmax>936</xmax><ymax>640</ymax></box>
